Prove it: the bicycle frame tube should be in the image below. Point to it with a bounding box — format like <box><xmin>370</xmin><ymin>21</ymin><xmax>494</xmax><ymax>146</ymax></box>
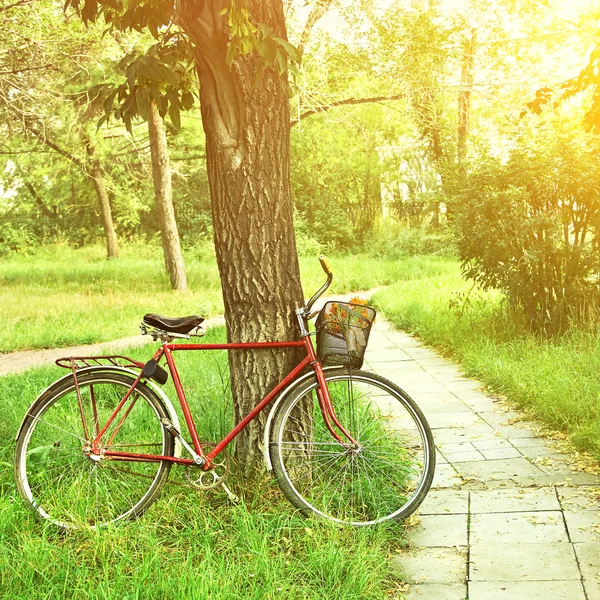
<box><xmin>100</xmin><ymin>334</ymin><xmax>358</xmax><ymax>468</ymax></box>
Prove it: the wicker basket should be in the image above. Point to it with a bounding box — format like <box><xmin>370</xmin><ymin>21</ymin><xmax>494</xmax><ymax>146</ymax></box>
<box><xmin>315</xmin><ymin>301</ymin><xmax>376</xmax><ymax>369</ymax></box>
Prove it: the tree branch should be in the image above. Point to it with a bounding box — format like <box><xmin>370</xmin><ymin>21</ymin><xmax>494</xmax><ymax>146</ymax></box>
<box><xmin>298</xmin><ymin>0</ymin><xmax>335</xmax><ymax>60</ymax></box>
<box><xmin>25</xmin><ymin>124</ymin><xmax>87</xmax><ymax>171</ymax></box>
<box><xmin>0</xmin><ymin>0</ymin><xmax>36</xmax><ymax>13</ymax></box>
<box><xmin>0</xmin><ymin>63</ymin><xmax>55</xmax><ymax>75</ymax></box>
<box><xmin>23</xmin><ymin>181</ymin><xmax>57</xmax><ymax>218</ymax></box>
<box><xmin>290</xmin><ymin>93</ymin><xmax>405</xmax><ymax>127</ymax></box>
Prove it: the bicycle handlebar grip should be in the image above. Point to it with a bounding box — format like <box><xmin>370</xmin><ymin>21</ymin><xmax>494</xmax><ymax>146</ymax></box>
<box><xmin>319</xmin><ymin>255</ymin><xmax>332</xmax><ymax>275</ymax></box>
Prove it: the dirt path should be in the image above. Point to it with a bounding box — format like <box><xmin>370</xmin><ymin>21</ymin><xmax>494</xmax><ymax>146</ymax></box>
<box><xmin>0</xmin><ymin>289</ymin><xmax>379</xmax><ymax>376</ymax></box>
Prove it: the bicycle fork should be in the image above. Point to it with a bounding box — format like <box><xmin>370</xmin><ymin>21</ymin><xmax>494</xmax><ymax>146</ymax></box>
<box><xmin>296</xmin><ymin>310</ymin><xmax>359</xmax><ymax>449</ymax></box>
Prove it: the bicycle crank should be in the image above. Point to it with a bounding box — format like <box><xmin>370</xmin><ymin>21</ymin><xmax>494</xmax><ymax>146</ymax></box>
<box><xmin>184</xmin><ymin>445</ymin><xmax>230</xmax><ymax>490</ymax></box>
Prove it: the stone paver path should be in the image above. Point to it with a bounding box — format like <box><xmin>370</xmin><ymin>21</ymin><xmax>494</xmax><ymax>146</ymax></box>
<box><xmin>364</xmin><ymin>319</ymin><xmax>600</xmax><ymax>600</ymax></box>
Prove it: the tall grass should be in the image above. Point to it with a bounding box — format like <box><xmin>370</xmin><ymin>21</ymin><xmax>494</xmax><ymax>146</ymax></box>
<box><xmin>373</xmin><ymin>272</ymin><xmax>600</xmax><ymax>461</ymax></box>
<box><xmin>0</xmin><ymin>242</ymin><xmax>455</xmax><ymax>353</ymax></box>
<box><xmin>0</xmin><ymin>327</ymin><xmax>403</xmax><ymax>599</ymax></box>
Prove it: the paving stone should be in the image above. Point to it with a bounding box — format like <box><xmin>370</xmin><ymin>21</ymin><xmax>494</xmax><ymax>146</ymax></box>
<box><xmin>477</xmin><ymin>409</ymin><xmax>523</xmax><ymax>428</ymax></box>
<box><xmin>444</xmin><ymin>450</ymin><xmax>487</xmax><ymax>463</ymax></box>
<box><xmin>417</xmin><ymin>399</ymin><xmax>472</xmax><ymax>415</ymax></box>
<box><xmin>432</xmin><ymin>424</ymin><xmax>498</xmax><ymax>446</ymax></box>
<box><xmin>494</xmin><ymin>424</ymin><xmax>538</xmax><ymax>439</ymax></box>
<box><xmin>402</xmin><ymin>382</ymin><xmax>453</xmax><ymax>396</ymax></box>
<box><xmin>455</xmin><ymin>457</ymin><xmax>544</xmax><ymax>483</ymax></box>
<box><xmin>409</xmin><ymin>514</ymin><xmax>468</xmax><ymax>547</ymax></box>
<box><xmin>468</xmin><ymin>581</ymin><xmax>586</xmax><ymax>599</ymax></box>
<box><xmin>431</xmin><ymin>463</ymin><xmax>464</xmax><ymax>489</ymax></box>
<box><xmin>508</xmin><ymin>438</ymin><xmax>553</xmax><ymax>449</ymax></box>
<box><xmin>532</xmin><ymin>455</ymin><xmax>582</xmax><ymax>475</ymax></box>
<box><xmin>479</xmin><ymin>448</ymin><xmax>523</xmax><ymax>460</ymax></box>
<box><xmin>516</xmin><ymin>444</ymin><xmax>561</xmax><ymax>459</ymax></box>
<box><xmin>470</xmin><ymin>511</ymin><xmax>568</xmax><ymax>544</ymax></box>
<box><xmin>391</xmin><ymin>547</ymin><xmax>466</xmax><ymax>584</ymax></box>
<box><xmin>470</xmin><ymin>542</ymin><xmax>580</xmax><ymax>581</ymax></box>
<box><xmin>586</xmin><ymin>581</ymin><xmax>600</xmax><ymax>600</ymax></box>
<box><xmin>509</xmin><ymin>473</ymin><xmax>600</xmax><ymax>487</ymax></box>
<box><xmin>443</xmin><ymin>379</ymin><xmax>486</xmax><ymax>394</ymax></box>
<box><xmin>454</xmin><ymin>392</ymin><xmax>498</xmax><ymax>411</ymax></box>
<box><xmin>418</xmin><ymin>490</ymin><xmax>469</xmax><ymax>515</ymax></box>
<box><xmin>365</xmin><ymin>350</ymin><xmax>413</xmax><ymax>363</ymax></box>
<box><xmin>402</xmin><ymin>347</ymin><xmax>442</xmax><ymax>360</ymax></box>
<box><xmin>563</xmin><ymin>511</ymin><xmax>600</xmax><ymax>542</ymax></box>
<box><xmin>558</xmin><ymin>487</ymin><xmax>600</xmax><ymax>511</ymax></box>
<box><xmin>470</xmin><ymin>488</ymin><xmax>561</xmax><ymax>514</ymax></box>
<box><xmin>438</xmin><ymin>441</ymin><xmax>476</xmax><ymax>453</ymax></box>
<box><xmin>427</xmin><ymin>411</ymin><xmax>486</xmax><ymax>429</ymax></box>
<box><xmin>574</xmin><ymin>543</ymin><xmax>600</xmax><ymax>600</ymax></box>
<box><xmin>403</xmin><ymin>584</ymin><xmax>467</xmax><ymax>599</ymax></box>
<box><xmin>472</xmin><ymin>438</ymin><xmax>516</xmax><ymax>451</ymax></box>
<box><xmin>414</xmin><ymin>356</ymin><xmax>458</xmax><ymax>367</ymax></box>
<box><xmin>436</xmin><ymin>450</ymin><xmax>448</xmax><ymax>465</ymax></box>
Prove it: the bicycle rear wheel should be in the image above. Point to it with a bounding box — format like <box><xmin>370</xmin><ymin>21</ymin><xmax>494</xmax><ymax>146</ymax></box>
<box><xmin>15</xmin><ymin>372</ymin><xmax>175</xmax><ymax>529</ymax></box>
<box><xmin>270</xmin><ymin>369</ymin><xmax>435</xmax><ymax>526</ymax></box>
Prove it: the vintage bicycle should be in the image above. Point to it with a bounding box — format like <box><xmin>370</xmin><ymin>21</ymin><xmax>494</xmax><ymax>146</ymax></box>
<box><xmin>14</xmin><ymin>257</ymin><xmax>435</xmax><ymax>529</ymax></box>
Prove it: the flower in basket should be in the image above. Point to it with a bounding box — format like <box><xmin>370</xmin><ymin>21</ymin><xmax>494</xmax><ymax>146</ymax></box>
<box><xmin>323</xmin><ymin>298</ymin><xmax>373</xmax><ymax>360</ymax></box>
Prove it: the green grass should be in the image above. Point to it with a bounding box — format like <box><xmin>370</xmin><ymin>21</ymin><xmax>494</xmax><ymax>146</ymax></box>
<box><xmin>373</xmin><ymin>267</ymin><xmax>600</xmax><ymax>462</ymax></box>
<box><xmin>1</xmin><ymin>327</ymin><xmax>405</xmax><ymax>599</ymax></box>
<box><xmin>0</xmin><ymin>242</ymin><xmax>455</xmax><ymax>353</ymax></box>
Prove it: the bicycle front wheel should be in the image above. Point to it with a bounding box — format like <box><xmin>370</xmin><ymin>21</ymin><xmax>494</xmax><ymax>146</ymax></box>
<box><xmin>15</xmin><ymin>372</ymin><xmax>175</xmax><ymax>530</ymax></box>
<box><xmin>270</xmin><ymin>370</ymin><xmax>435</xmax><ymax>526</ymax></box>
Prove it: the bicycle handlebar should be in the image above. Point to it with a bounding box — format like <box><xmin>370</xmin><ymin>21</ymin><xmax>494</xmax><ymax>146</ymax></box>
<box><xmin>319</xmin><ymin>255</ymin><xmax>332</xmax><ymax>275</ymax></box>
<box><xmin>305</xmin><ymin>256</ymin><xmax>333</xmax><ymax>312</ymax></box>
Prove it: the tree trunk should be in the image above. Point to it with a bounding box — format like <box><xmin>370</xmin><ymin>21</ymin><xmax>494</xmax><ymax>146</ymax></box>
<box><xmin>457</xmin><ymin>30</ymin><xmax>476</xmax><ymax>165</ymax></box>
<box><xmin>179</xmin><ymin>1</ymin><xmax>305</xmax><ymax>473</ymax></box>
<box><xmin>90</xmin><ymin>160</ymin><xmax>119</xmax><ymax>260</ymax></box>
<box><xmin>148</xmin><ymin>100</ymin><xmax>187</xmax><ymax>292</ymax></box>
<box><xmin>84</xmin><ymin>140</ymin><xmax>118</xmax><ymax>259</ymax></box>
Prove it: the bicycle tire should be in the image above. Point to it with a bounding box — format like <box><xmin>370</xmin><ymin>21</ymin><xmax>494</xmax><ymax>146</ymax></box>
<box><xmin>15</xmin><ymin>372</ymin><xmax>175</xmax><ymax>530</ymax></box>
<box><xmin>269</xmin><ymin>369</ymin><xmax>435</xmax><ymax>526</ymax></box>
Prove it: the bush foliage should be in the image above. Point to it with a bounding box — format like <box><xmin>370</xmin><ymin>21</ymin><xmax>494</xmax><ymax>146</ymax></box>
<box><xmin>452</xmin><ymin>120</ymin><xmax>600</xmax><ymax>334</ymax></box>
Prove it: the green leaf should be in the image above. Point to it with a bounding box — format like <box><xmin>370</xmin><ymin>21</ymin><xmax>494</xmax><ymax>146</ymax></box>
<box><xmin>81</xmin><ymin>0</ymin><xmax>98</xmax><ymax>23</ymax></box>
<box><xmin>257</xmin><ymin>38</ymin><xmax>277</xmax><ymax>63</ymax></box>
<box><xmin>258</xmin><ymin>23</ymin><xmax>270</xmax><ymax>39</ymax></box>
<box><xmin>273</xmin><ymin>37</ymin><xmax>299</xmax><ymax>63</ymax></box>
<box><xmin>125</xmin><ymin>63</ymin><xmax>136</xmax><ymax>91</ymax></box>
<box><xmin>136</xmin><ymin>87</ymin><xmax>150</xmax><ymax>121</ymax></box>
<box><xmin>136</xmin><ymin>55</ymin><xmax>163</xmax><ymax>81</ymax></box>
<box><xmin>181</xmin><ymin>91</ymin><xmax>195</xmax><ymax>111</ymax></box>
<box><xmin>275</xmin><ymin>50</ymin><xmax>287</xmax><ymax>75</ymax></box>
<box><xmin>169</xmin><ymin>103</ymin><xmax>181</xmax><ymax>131</ymax></box>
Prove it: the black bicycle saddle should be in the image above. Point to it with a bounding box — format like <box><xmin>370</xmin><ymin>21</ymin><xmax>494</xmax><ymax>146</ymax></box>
<box><xmin>143</xmin><ymin>314</ymin><xmax>205</xmax><ymax>334</ymax></box>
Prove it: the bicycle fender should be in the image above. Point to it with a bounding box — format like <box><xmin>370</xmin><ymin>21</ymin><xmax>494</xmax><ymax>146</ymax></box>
<box><xmin>15</xmin><ymin>366</ymin><xmax>183</xmax><ymax>459</ymax></box>
<box><xmin>262</xmin><ymin>366</ymin><xmax>342</xmax><ymax>471</ymax></box>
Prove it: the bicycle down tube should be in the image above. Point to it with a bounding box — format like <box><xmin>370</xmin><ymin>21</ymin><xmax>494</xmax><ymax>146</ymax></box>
<box><xmin>96</xmin><ymin>334</ymin><xmax>357</xmax><ymax>470</ymax></box>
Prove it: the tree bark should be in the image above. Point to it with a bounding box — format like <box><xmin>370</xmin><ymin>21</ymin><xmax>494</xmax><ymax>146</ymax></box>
<box><xmin>84</xmin><ymin>141</ymin><xmax>118</xmax><ymax>259</ymax></box>
<box><xmin>178</xmin><ymin>0</ymin><xmax>305</xmax><ymax>473</ymax></box>
<box><xmin>90</xmin><ymin>159</ymin><xmax>119</xmax><ymax>259</ymax></box>
<box><xmin>457</xmin><ymin>30</ymin><xmax>476</xmax><ymax>165</ymax></box>
<box><xmin>148</xmin><ymin>100</ymin><xmax>187</xmax><ymax>292</ymax></box>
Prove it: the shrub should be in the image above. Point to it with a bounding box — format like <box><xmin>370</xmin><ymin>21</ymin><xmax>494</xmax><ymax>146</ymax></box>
<box><xmin>0</xmin><ymin>223</ymin><xmax>35</xmax><ymax>256</ymax></box>
<box><xmin>452</xmin><ymin>121</ymin><xmax>600</xmax><ymax>334</ymax></box>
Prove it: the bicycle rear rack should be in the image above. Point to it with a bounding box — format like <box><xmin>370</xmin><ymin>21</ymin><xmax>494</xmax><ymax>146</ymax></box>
<box><xmin>55</xmin><ymin>355</ymin><xmax>145</xmax><ymax>370</ymax></box>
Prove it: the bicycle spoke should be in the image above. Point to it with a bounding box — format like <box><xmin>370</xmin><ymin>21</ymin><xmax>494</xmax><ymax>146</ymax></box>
<box><xmin>272</xmin><ymin>371</ymin><xmax>434</xmax><ymax>525</ymax></box>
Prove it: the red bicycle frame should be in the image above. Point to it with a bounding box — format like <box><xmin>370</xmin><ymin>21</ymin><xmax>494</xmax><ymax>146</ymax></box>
<box><xmin>88</xmin><ymin>333</ymin><xmax>358</xmax><ymax>470</ymax></box>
